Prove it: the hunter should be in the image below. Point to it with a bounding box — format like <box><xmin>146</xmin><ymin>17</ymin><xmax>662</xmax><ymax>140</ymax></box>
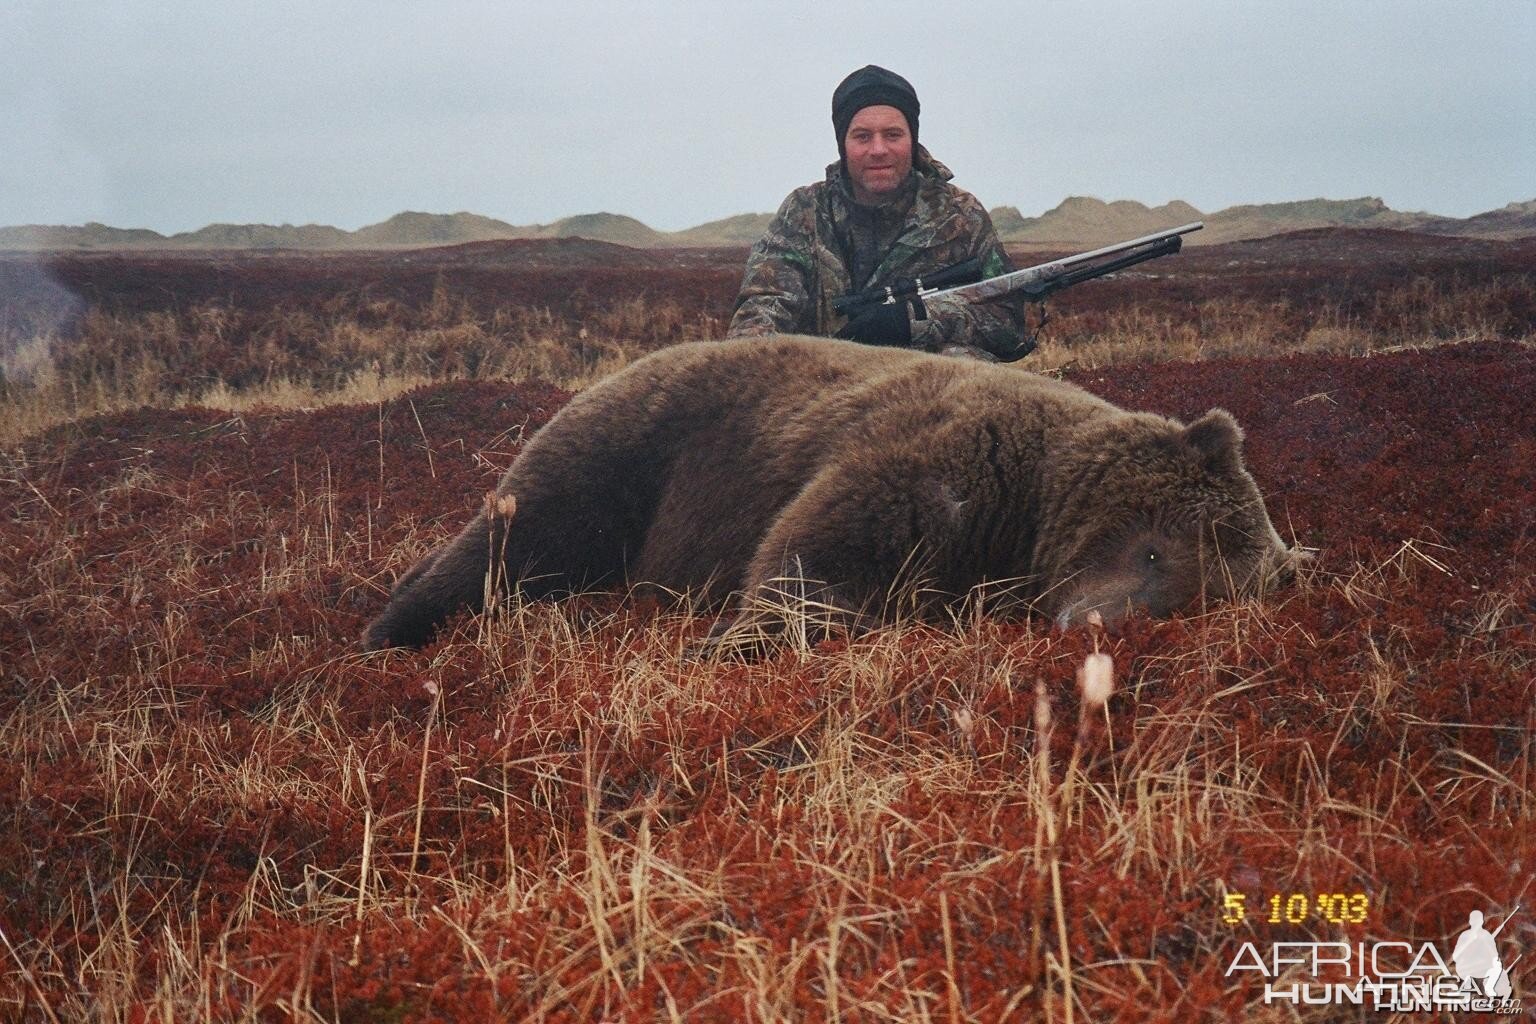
<box><xmin>727</xmin><ymin>65</ymin><xmax>1030</xmax><ymax>361</ymax></box>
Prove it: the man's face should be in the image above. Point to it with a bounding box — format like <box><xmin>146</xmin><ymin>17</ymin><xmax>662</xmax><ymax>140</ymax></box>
<box><xmin>844</xmin><ymin>105</ymin><xmax>913</xmax><ymax>205</ymax></box>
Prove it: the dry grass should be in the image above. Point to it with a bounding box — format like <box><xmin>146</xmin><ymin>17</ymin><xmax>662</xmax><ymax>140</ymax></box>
<box><xmin>5</xmin><ymin>247</ymin><xmax>1531</xmax><ymax>445</ymax></box>
<box><xmin>3</xmin><ymin>559</ymin><xmax>1528</xmax><ymax>1020</ymax></box>
<box><xmin>0</xmin><ymin>294</ymin><xmax>720</xmax><ymax>445</ymax></box>
<box><xmin>1029</xmin><ymin>276</ymin><xmax>1534</xmax><ymax>372</ymax></box>
<box><xmin>1</xmin><ymin>242</ymin><xmax>1533</xmax><ymax>1019</ymax></box>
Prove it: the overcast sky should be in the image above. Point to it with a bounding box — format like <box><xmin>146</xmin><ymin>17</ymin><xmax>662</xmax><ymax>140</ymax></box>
<box><xmin>2</xmin><ymin>1</ymin><xmax>1531</xmax><ymax>232</ymax></box>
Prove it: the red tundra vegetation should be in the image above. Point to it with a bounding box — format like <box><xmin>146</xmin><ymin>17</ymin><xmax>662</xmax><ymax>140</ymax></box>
<box><xmin>0</xmin><ymin>234</ymin><xmax>1533</xmax><ymax>1021</ymax></box>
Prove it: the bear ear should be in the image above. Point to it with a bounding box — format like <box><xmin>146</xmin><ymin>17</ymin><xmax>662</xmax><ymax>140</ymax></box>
<box><xmin>1182</xmin><ymin>409</ymin><xmax>1244</xmax><ymax>473</ymax></box>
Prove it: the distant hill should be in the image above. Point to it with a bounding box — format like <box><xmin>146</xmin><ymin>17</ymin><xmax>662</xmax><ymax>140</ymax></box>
<box><xmin>996</xmin><ymin>197</ymin><xmax>1205</xmax><ymax>246</ymax></box>
<box><xmin>350</xmin><ymin>211</ymin><xmax>530</xmax><ymax>247</ymax></box>
<box><xmin>1420</xmin><ymin>199</ymin><xmax>1536</xmax><ymax>238</ymax></box>
<box><xmin>0</xmin><ymin>222</ymin><xmax>169</xmax><ymax>249</ymax></box>
<box><xmin>171</xmin><ymin>222</ymin><xmax>355</xmax><ymax>248</ymax></box>
<box><xmin>667</xmin><ymin>212</ymin><xmax>775</xmax><ymax>247</ymax></box>
<box><xmin>993</xmin><ymin>195</ymin><xmax>1536</xmax><ymax>248</ymax></box>
<box><xmin>544</xmin><ymin>212</ymin><xmax>665</xmax><ymax>247</ymax></box>
<box><xmin>1202</xmin><ymin>197</ymin><xmax>1437</xmax><ymax>244</ymax></box>
<box><xmin>4</xmin><ymin>196</ymin><xmax>1533</xmax><ymax>252</ymax></box>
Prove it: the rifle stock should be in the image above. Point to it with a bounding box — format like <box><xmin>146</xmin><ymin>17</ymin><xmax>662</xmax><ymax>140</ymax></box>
<box><xmin>830</xmin><ymin>258</ymin><xmax>985</xmax><ymax>317</ymax></box>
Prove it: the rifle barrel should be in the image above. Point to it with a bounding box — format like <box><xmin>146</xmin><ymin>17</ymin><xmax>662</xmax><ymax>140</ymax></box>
<box><xmin>931</xmin><ymin>221</ymin><xmax>1203</xmax><ymax>305</ymax></box>
<box><xmin>1049</xmin><ymin>221</ymin><xmax>1204</xmax><ymax>268</ymax></box>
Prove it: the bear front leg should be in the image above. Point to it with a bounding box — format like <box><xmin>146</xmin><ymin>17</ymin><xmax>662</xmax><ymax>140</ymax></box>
<box><xmin>700</xmin><ymin>552</ymin><xmax>869</xmax><ymax>659</ymax></box>
<box><xmin>702</xmin><ymin>459</ymin><xmax>953</xmax><ymax>658</ymax></box>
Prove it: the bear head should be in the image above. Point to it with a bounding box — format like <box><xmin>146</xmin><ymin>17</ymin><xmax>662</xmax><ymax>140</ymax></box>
<box><xmin>1036</xmin><ymin>408</ymin><xmax>1300</xmax><ymax>629</ymax></box>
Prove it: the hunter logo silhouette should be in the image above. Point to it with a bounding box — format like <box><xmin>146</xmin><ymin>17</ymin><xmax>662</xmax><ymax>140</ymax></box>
<box><xmin>1452</xmin><ymin>906</ymin><xmax>1520</xmax><ymax>1000</ymax></box>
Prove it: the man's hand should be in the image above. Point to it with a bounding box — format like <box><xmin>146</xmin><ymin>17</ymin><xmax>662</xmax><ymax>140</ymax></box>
<box><xmin>835</xmin><ymin>296</ymin><xmax>926</xmax><ymax>347</ymax></box>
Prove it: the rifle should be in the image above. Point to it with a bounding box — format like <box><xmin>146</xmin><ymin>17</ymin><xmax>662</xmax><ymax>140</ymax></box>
<box><xmin>832</xmin><ymin>222</ymin><xmax>1204</xmax><ymax>349</ymax></box>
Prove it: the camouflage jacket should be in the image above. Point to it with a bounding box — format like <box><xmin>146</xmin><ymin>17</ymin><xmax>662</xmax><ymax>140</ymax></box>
<box><xmin>726</xmin><ymin>147</ymin><xmax>1028</xmax><ymax>360</ymax></box>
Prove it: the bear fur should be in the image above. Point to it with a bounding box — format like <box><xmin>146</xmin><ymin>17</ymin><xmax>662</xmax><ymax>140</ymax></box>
<box><xmin>363</xmin><ymin>336</ymin><xmax>1297</xmax><ymax>652</ymax></box>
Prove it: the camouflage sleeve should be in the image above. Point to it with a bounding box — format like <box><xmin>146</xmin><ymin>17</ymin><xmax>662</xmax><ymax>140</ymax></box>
<box><xmin>726</xmin><ymin>189</ymin><xmax>818</xmax><ymax>337</ymax></box>
<box><xmin>910</xmin><ymin>201</ymin><xmax>1029</xmax><ymax>360</ymax></box>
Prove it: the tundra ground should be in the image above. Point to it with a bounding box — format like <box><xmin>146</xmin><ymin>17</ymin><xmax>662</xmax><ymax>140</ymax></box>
<box><xmin>1</xmin><ymin>232</ymin><xmax>1533</xmax><ymax>1021</ymax></box>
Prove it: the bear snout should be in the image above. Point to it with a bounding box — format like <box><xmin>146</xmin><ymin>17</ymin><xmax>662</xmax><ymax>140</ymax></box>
<box><xmin>1050</xmin><ymin>579</ymin><xmax>1188</xmax><ymax>632</ymax></box>
<box><xmin>1048</xmin><ymin>529</ymin><xmax>1206</xmax><ymax>630</ymax></box>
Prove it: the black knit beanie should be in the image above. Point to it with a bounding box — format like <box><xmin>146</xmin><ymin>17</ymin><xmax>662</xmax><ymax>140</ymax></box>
<box><xmin>832</xmin><ymin>65</ymin><xmax>920</xmax><ymax>168</ymax></box>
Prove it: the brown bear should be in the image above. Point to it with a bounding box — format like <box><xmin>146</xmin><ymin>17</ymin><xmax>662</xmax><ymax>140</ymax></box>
<box><xmin>363</xmin><ymin>336</ymin><xmax>1298</xmax><ymax>652</ymax></box>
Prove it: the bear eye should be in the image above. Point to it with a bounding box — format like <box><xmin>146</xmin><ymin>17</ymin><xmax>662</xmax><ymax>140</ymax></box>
<box><xmin>1144</xmin><ymin>547</ymin><xmax>1160</xmax><ymax>566</ymax></box>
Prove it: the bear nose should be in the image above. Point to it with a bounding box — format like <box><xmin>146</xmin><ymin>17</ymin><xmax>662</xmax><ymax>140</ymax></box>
<box><xmin>1055</xmin><ymin>600</ymin><xmax>1130</xmax><ymax>633</ymax></box>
